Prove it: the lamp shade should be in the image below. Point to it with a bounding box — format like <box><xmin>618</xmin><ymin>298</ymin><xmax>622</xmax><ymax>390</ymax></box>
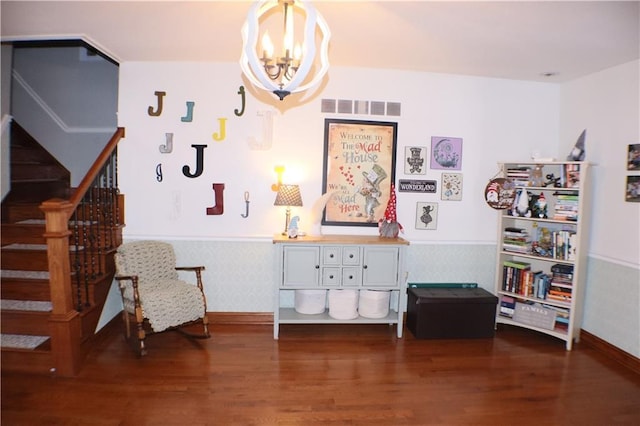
<box><xmin>274</xmin><ymin>184</ymin><xmax>303</xmax><ymax>207</ymax></box>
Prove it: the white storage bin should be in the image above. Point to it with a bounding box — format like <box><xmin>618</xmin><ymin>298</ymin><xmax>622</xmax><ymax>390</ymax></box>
<box><xmin>358</xmin><ymin>289</ymin><xmax>391</xmax><ymax>318</ymax></box>
<box><xmin>328</xmin><ymin>289</ymin><xmax>359</xmax><ymax>320</ymax></box>
<box><xmin>294</xmin><ymin>290</ymin><xmax>327</xmax><ymax>314</ymax></box>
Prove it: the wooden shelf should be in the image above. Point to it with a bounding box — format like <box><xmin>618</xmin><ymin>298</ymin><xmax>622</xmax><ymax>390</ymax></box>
<box><xmin>278</xmin><ymin>308</ymin><xmax>400</xmax><ymax>324</ymax></box>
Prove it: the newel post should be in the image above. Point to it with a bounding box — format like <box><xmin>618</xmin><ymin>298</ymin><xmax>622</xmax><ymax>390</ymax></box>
<box><xmin>40</xmin><ymin>198</ymin><xmax>83</xmax><ymax>376</ymax></box>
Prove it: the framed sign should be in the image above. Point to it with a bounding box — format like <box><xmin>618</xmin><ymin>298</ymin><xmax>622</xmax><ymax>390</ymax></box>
<box><xmin>416</xmin><ymin>202</ymin><xmax>438</xmax><ymax>230</ymax></box>
<box><xmin>441</xmin><ymin>173</ymin><xmax>463</xmax><ymax>201</ymax></box>
<box><xmin>322</xmin><ymin>119</ymin><xmax>398</xmax><ymax>226</ymax></box>
<box><xmin>404</xmin><ymin>146</ymin><xmax>427</xmax><ymax>174</ymax></box>
<box><xmin>430</xmin><ymin>136</ymin><xmax>462</xmax><ymax>170</ymax></box>
<box><xmin>398</xmin><ymin>179</ymin><xmax>437</xmax><ymax>193</ymax></box>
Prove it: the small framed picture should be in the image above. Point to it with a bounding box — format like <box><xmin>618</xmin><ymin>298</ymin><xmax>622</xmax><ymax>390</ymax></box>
<box><xmin>415</xmin><ymin>202</ymin><xmax>438</xmax><ymax>230</ymax></box>
<box><xmin>628</xmin><ymin>144</ymin><xmax>640</xmax><ymax>170</ymax></box>
<box><xmin>626</xmin><ymin>175</ymin><xmax>640</xmax><ymax>202</ymax></box>
<box><xmin>430</xmin><ymin>136</ymin><xmax>462</xmax><ymax>170</ymax></box>
<box><xmin>441</xmin><ymin>173</ymin><xmax>463</xmax><ymax>201</ymax></box>
<box><xmin>404</xmin><ymin>146</ymin><xmax>427</xmax><ymax>175</ymax></box>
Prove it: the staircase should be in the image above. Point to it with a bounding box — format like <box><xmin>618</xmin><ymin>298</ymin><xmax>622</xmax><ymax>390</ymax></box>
<box><xmin>1</xmin><ymin>120</ymin><xmax>125</xmax><ymax>376</ymax></box>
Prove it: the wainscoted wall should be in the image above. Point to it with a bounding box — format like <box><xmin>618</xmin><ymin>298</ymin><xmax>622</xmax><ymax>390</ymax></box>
<box><xmin>99</xmin><ymin>238</ymin><xmax>639</xmax><ymax>359</ymax></box>
<box><xmin>583</xmin><ymin>257</ymin><xmax>640</xmax><ymax>357</ymax></box>
<box><xmin>100</xmin><ymin>238</ymin><xmax>496</xmax><ymax>324</ymax></box>
<box><xmin>170</xmin><ymin>239</ymin><xmax>275</xmax><ymax>312</ymax></box>
<box><xmin>406</xmin><ymin>242</ymin><xmax>496</xmax><ymax>290</ymax></box>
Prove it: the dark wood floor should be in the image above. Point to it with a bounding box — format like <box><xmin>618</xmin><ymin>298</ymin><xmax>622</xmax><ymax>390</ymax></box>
<box><xmin>2</xmin><ymin>322</ymin><xmax>639</xmax><ymax>425</ymax></box>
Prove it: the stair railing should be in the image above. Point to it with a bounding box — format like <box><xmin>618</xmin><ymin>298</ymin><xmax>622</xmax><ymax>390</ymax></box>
<box><xmin>40</xmin><ymin>127</ymin><xmax>125</xmax><ymax>376</ymax></box>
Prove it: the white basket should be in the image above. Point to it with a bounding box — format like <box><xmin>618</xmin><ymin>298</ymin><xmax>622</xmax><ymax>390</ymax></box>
<box><xmin>328</xmin><ymin>289</ymin><xmax>359</xmax><ymax>320</ymax></box>
<box><xmin>358</xmin><ymin>289</ymin><xmax>391</xmax><ymax>318</ymax></box>
<box><xmin>294</xmin><ymin>290</ymin><xmax>327</xmax><ymax>315</ymax></box>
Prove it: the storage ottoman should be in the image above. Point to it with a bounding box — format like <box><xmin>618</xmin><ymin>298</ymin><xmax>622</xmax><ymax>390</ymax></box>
<box><xmin>407</xmin><ymin>287</ymin><xmax>498</xmax><ymax>339</ymax></box>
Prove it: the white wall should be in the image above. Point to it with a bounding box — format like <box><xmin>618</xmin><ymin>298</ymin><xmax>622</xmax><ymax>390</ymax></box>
<box><xmin>560</xmin><ymin>60</ymin><xmax>640</xmax><ymax>266</ymax></box>
<box><xmin>114</xmin><ymin>61</ymin><xmax>640</xmax><ymax>357</ymax></box>
<box><xmin>117</xmin><ymin>63</ymin><xmax>560</xmax><ymax>242</ymax></box>
<box><xmin>560</xmin><ymin>60</ymin><xmax>640</xmax><ymax>356</ymax></box>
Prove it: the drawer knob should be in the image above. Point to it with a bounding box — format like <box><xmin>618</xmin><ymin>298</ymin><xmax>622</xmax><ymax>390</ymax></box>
<box><xmin>330</xmin><ymin>254</ymin><xmax>334</xmax><ymax>258</ymax></box>
<box><xmin>349</xmin><ymin>254</ymin><xmax>354</xmax><ymax>258</ymax></box>
<box><xmin>329</xmin><ymin>275</ymin><xmax>334</xmax><ymax>279</ymax></box>
<box><xmin>349</xmin><ymin>275</ymin><xmax>353</xmax><ymax>279</ymax></box>
<box><xmin>315</xmin><ymin>265</ymin><xmax>320</xmax><ymax>269</ymax></box>
<box><xmin>363</xmin><ymin>265</ymin><xmax>368</xmax><ymax>269</ymax></box>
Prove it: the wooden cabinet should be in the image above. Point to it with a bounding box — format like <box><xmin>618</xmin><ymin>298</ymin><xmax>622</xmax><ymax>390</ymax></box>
<box><xmin>273</xmin><ymin>235</ymin><xmax>409</xmax><ymax>339</ymax></box>
<box><xmin>493</xmin><ymin>161</ymin><xmax>591</xmax><ymax>350</ymax></box>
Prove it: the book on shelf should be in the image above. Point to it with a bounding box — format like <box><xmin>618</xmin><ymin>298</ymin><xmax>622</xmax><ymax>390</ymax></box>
<box><xmin>564</xmin><ymin>164</ymin><xmax>581</xmax><ymax>188</ymax></box>
<box><xmin>502</xmin><ymin>260</ymin><xmax>531</xmax><ymax>294</ymax></box>
<box><xmin>499</xmin><ymin>295</ymin><xmax>516</xmax><ymax>317</ymax></box>
<box><xmin>535</xmin><ymin>273</ymin><xmax>551</xmax><ymax>299</ymax></box>
<box><xmin>547</xmin><ymin>290</ymin><xmax>572</xmax><ymax>302</ymax></box>
<box><xmin>503</xmin><ymin>227</ymin><xmax>531</xmax><ymax>254</ymax></box>
<box><xmin>553</xmin><ymin>193</ymin><xmax>579</xmax><ymax>221</ymax></box>
<box><xmin>541</xmin><ymin>304</ymin><xmax>571</xmax><ymax>330</ymax></box>
<box><xmin>506</xmin><ymin>167</ymin><xmax>531</xmax><ymax>187</ymax></box>
<box><xmin>551</xmin><ymin>263</ymin><xmax>574</xmax><ymax>274</ymax></box>
<box><xmin>551</xmin><ymin>230</ymin><xmax>576</xmax><ymax>259</ymax></box>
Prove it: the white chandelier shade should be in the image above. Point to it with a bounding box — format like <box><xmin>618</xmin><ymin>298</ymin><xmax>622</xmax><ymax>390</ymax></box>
<box><xmin>240</xmin><ymin>0</ymin><xmax>331</xmax><ymax>100</ymax></box>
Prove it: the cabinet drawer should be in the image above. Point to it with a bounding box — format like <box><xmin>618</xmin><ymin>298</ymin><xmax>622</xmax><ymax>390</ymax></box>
<box><xmin>322</xmin><ymin>267</ymin><xmax>341</xmax><ymax>286</ymax></box>
<box><xmin>342</xmin><ymin>267</ymin><xmax>360</xmax><ymax>287</ymax></box>
<box><xmin>342</xmin><ymin>247</ymin><xmax>361</xmax><ymax>265</ymax></box>
<box><xmin>322</xmin><ymin>247</ymin><xmax>341</xmax><ymax>265</ymax></box>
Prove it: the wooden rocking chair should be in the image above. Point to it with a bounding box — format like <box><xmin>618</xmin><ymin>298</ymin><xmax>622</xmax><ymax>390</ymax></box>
<box><xmin>114</xmin><ymin>240</ymin><xmax>210</xmax><ymax>356</ymax></box>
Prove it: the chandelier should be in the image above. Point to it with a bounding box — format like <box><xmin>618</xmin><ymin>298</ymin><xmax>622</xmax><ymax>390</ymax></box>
<box><xmin>240</xmin><ymin>0</ymin><xmax>331</xmax><ymax>101</ymax></box>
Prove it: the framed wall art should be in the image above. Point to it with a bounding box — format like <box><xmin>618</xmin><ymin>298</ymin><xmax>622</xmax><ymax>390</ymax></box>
<box><xmin>322</xmin><ymin>119</ymin><xmax>398</xmax><ymax>226</ymax></box>
<box><xmin>441</xmin><ymin>173</ymin><xmax>463</xmax><ymax>201</ymax></box>
<box><xmin>628</xmin><ymin>144</ymin><xmax>640</xmax><ymax>170</ymax></box>
<box><xmin>415</xmin><ymin>202</ymin><xmax>438</xmax><ymax>230</ymax></box>
<box><xmin>626</xmin><ymin>175</ymin><xmax>640</xmax><ymax>202</ymax></box>
<box><xmin>430</xmin><ymin>136</ymin><xmax>462</xmax><ymax>170</ymax></box>
<box><xmin>404</xmin><ymin>146</ymin><xmax>427</xmax><ymax>175</ymax></box>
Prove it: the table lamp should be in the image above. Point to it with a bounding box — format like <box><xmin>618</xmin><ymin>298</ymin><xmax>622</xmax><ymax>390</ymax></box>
<box><xmin>274</xmin><ymin>184</ymin><xmax>303</xmax><ymax>235</ymax></box>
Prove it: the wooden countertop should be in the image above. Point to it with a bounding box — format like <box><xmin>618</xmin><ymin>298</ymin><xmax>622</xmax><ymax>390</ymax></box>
<box><xmin>272</xmin><ymin>234</ymin><xmax>409</xmax><ymax>245</ymax></box>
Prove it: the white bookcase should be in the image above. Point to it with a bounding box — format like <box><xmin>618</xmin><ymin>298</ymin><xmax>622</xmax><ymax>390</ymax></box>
<box><xmin>493</xmin><ymin>161</ymin><xmax>591</xmax><ymax>350</ymax></box>
<box><xmin>273</xmin><ymin>234</ymin><xmax>409</xmax><ymax>339</ymax></box>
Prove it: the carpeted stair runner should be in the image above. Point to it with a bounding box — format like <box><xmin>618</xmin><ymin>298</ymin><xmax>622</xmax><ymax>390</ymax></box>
<box><xmin>1</xmin><ymin>269</ymin><xmax>50</xmax><ymax>280</ymax></box>
<box><xmin>0</xmin><ymin>300</ymin><xmax>52</xmax><ymax>350</ymax></box>
<box><xmin>0</xmin><ymin>334</ymin><xmax>49</xmax><ymax>350</ymax></box>
<box><xmin>1</xmin><ymin>299</ymin><xmax>53</xmax><ymax>312</ymax></box>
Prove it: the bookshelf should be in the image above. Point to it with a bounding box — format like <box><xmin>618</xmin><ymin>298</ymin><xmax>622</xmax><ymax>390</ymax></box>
<box><xmin>494</xmin><ymin>161</ymin><xmax>591</xmax><ymax>350</ymax></box>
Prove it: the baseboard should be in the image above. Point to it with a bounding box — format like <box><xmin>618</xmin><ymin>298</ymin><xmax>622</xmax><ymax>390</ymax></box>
<box><xmin>206</xmin><ymin>312</ymin><xmax>273</xmax><ymax>325</ymax></box>
<box><xmin>580</xmin><ymin>329</ymin><xmax>640</xmax><ymax>375</ymax></box>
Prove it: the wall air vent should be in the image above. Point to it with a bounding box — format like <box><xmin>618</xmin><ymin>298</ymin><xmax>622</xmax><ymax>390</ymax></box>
<box><xmin>337</xmin><ymin>99</ymin><xmax>353</xmax><ymax>114</ymax></box>
<box><xmin>321</xmin><ymin>99</ymin><xmax>401</xmax><ymax>117</ymax></box>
